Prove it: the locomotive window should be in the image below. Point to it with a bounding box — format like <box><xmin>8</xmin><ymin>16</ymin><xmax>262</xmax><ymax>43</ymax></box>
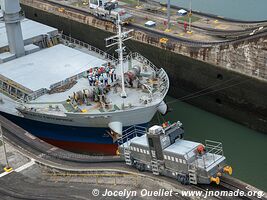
<box><xmin>148</xmin><ymin>138</ymin><xmax>154</xmax><ymax>147</ymax></box>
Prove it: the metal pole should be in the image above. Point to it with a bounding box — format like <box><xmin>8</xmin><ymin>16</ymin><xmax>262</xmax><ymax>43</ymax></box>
<box><xmin>188</xmin><ymin>0</ymin><xmax>192</xmax><ymax>33</ymax></box>
<box><xmin>0</xmin><ymin>124</ymin><xmax>10</xmax><ymax>169</ymax></box>
<box><xmin>167</xmin><ymin>0</ymin><xmax>171</xmax><ymax>30</ymax></box>
<box><xmin>117</xmin><ymin>15</ymin><xmax>127</xmax><ymax>98</ymax></box>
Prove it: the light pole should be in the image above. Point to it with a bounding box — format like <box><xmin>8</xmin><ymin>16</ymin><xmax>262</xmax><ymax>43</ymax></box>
<box><xmin>136</xmin><ymin>0</ymin><xmax>142</xmax><ymax>9</ymax></box>
<box><xmin>0</xmin><ymin>124</ymin><xmax>12</xmax><ymax>172</ymax></box>
<box><xmin>187</xmin><ymin>0</ymin><xmax>193</xmax><ymax>34</ymax></box>
<box><xmin>166</xmin><ymin>0</ymin><xmax>171</xmax><ymax>31</ymax></box>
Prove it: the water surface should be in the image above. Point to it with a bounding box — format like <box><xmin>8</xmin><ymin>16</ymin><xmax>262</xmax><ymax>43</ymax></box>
<box><xmin>159</xmin><ymin>0</ymin><xmax>267</xmax><ymax>21</ymax></box>
<box><xmin>152</xmin><ymin>97</ymin><xmax>267</xmax><ymax>191</ymax></box>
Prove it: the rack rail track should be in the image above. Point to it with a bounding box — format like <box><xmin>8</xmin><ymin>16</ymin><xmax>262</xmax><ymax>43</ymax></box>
<box><xmin>1</xmin><ymin>115</ymin><xmax>266</xmax><ymax>200</ymax></box>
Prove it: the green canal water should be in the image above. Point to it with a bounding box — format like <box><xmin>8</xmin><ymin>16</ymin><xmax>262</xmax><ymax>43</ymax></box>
<box><xmin>159</xmin><ymin>0</ymin><xmax>267</xmax><ymax>21</ymax></box>
<box><xmin>152</xmin><ymin>96</ymin><xmax>267</xmax><ymax>191</ymax></box>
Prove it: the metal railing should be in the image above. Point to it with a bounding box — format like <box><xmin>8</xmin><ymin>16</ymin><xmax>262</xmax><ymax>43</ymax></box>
<box><xmin>23</xmin><ymin>34</ymin><xmax>169</xmax><ymax>102</ymax></box>
<box><xmin>205</xmin><ymin>140</ymin><xmax>224</xmax><ymax>157</ymax></box>
<box><xmin>61</xmin><ymin>34</ymin><xmax>118</xmax><ymax>62</ymax></box>
<box><xmin>117</xmin><ymin>125</ymin><xmax>147</xmax><ymax>150</ymax></box>
<box><xmin>185</xmin><ymin>140</ymin><xmax>224</xmax><ymax>170</ymax></box>
<box><xmin>127</xmin><ymin>52</ymin><xmax>159</xmax><ymax>72</ymax></box>
<box><xmin>49</xmin><ymin>73</ymin><xmax>83</xmax><ymax>90</ymax></box>
<box><xmin>125</xmin><ymin>52</ymin><xmax>170</xmax><ymax>97</ymax></box>
<box><xmin>27</xmin><ymin>88</ymin><xmax>48</xmax><ymax>101</ymax></box>
<box><xmin>61</xmin><ymin>35</ymin><xmax>169</xmax><ymax>98</ymax></box>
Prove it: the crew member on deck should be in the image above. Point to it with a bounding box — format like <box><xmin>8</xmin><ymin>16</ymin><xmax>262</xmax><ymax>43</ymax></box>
<box><xmin>110</xmin><ymin>69</ymin><xmax>115</xmax><ymax>82</ymax></box>
<box><xmin>103</xmin><ymin>72</ymin><xmax>108</xmax><ymax>85</ymax></box>
<box><xmin>99</xmin><ymin>74</ymin><xmax>104</xmax><ymax>84</ymax></box>
<box><xmin>92</xmin><ymin>75</ymin><xmax>96</xmax><ymax>86</ymax></box>
<box><xmin>88</xmin><ymin>75</ymin><xmax>93</xmax><ymax>86</ymax></box>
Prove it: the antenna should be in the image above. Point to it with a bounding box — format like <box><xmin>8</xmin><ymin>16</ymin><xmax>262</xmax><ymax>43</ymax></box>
<box><xmin>105</xmin><ymin>14</ymin><xmax>134</xmax><ymax>98</ymax></box>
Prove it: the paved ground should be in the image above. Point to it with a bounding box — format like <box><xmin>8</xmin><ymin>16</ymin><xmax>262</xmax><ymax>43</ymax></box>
<box><xmin>0</xmin><ymin>160</ymin><xmax>184</xmax><ymax>200</ymax></box>
<box><xmin>1</xmin><ymin>117</ymin><xmax>265</xmax><ymax>200</ymax></box>
<box><xmin>0</xmin><ymin>139</ymin><xmax>187</xmax><ymax>200</ymax></box>
<box><xmin>54</xmin><ymin>0</ymin><xmax>266</xmax><ymax>42</ymax></box>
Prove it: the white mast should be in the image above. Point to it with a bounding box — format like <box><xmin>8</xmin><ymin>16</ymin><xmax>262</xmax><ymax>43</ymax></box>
<box><xmin>105</xmin><ymin>14</ymin><xmax>133</xmax><ymax>98</ymax></box>
<box><xmin>117</xmin><ymin>14</ymin><xmax>127</xmax><ymax>98</ymax></box>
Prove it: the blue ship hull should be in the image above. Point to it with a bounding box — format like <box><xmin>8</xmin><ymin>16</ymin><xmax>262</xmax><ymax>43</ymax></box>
<box><xmin>0</xmin><ymin>111</ymin><xmax>147</xmax><ymax>155</ymax></box>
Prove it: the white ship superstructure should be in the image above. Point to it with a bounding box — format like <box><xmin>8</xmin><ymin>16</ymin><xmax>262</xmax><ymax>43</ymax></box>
<box><xmin>0</xmin><ymin>0</ymin><xmax>169</xmax><ymax>154</ymax></box>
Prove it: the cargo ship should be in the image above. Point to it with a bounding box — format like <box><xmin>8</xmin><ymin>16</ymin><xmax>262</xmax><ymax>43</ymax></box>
<box><xmin>0</xmin><ymin>0</ymin><xmax>169</xmax><ymax>155</ymax></box>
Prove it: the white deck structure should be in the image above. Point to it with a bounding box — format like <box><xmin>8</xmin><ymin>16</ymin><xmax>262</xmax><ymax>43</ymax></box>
<box><xmin>0</xmin><ymin>11</ymin><xmax>169</xmax><ymax>135</ymax></box>
<box><xmin>0</xmin><ymin>19</ymin><xmax>58</xmax><ymax>50</ymax></box>
<box><xmin>0</xmin><ymin>44</ymin><xmax>106</xmax><ymax>91</ymax></box>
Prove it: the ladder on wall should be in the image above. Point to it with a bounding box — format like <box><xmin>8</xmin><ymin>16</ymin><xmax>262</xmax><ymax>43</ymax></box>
<box><xmin>188</xmin><ymin>164</ymin><xmax>197</xmax><ymax>184</ymax></box>
<box><xmin>124</xmin><ymin>148</ymin><xmax>132</xmax><ymax>165</ymax></box>
<box><xmin>151</xmin><ymin>158</ymin><xmax>159</xmax><ymax>175</ymax></box>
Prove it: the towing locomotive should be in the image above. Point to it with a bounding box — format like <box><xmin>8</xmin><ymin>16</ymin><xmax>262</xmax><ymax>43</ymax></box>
<box><xmin>118</xmin><ymin>121</ymin><xmax>232</xmax><ymax>185</ymax></box>
<box><xmin>89</xmin><ymin>0</ymin><xmax>133</xmax><ymax>24</ymax></box>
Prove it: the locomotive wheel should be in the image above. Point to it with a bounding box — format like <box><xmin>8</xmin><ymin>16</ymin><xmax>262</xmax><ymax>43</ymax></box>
<box><xmin>135</xmin><ymin>162</ymin><xmax>145</xmax><ymax>172</ymax></box>
<box><xmin>181</xmin><ymin>176</ymin><xmax>186</xmax><ymax>185</ymax></box>
<box><xmin>178</xmin><ymin>174</ymin><xmax>189</xmax><ymax>185</ymax></box>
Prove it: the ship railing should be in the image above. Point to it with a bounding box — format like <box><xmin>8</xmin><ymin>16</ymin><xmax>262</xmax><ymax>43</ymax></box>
<box><xmin>117</xmin><ymin>125</ymin><xmax>147</xmax><ymax>150</ymax></box>
<box><xmin>60</xmin><ymin>35</ymin><xmax>169</xmax><ymax>97</ymax></box>
<box><xmin>127</xmin><ymin>52</ymin><xmax>159</xmax><ymax>72</ymax></box>
<box><xmin>157</xmin><ymin>68</ymin><xmax>170</xmax><ymax>97</ymax></box>
<box><xmin>26</xmin><ymin>88</ymin><xmax>48</xmax><ymax>101</ymax></box>
<box><xmin>61</xmin><ymin>34</ymin><xmax>118</xmax><ymax>62</ymax></box>
<box><xmin>125</xmin><ymin>52</ymin><xmax>169</xmax><ymax>97</ymax></box>
<box><xmin>49</xmin><ymin>73</ymin><xmax>84</xmax><ymax>90</ymax></box>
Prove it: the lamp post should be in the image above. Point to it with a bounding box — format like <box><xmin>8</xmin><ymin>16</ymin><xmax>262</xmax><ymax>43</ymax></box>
<box><xmin>187</xmin><ymin>0</ymin><xmax>193</xmax><ymax>34</ymax></box>
<box><xmin>136</xmin><ymin>0</ymin><xmax>142</xmax><ymax>8</ymax></box>
<box><xmin>166</xmin><ymin>0</ymin><xmax>171</xmax><ymax>31</ymax></box>
<box><xmin>0</xmin><ymin>124</ymin><xmax>11</xmax><ymax>172</ymax></box>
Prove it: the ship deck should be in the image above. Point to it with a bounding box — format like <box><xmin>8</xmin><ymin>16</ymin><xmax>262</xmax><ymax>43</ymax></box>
<box><xmin>0</xmin><ymin>18</ymin><xmax>58</xmax><ymax>50</ymax></box>
<box><xmin>27</xmin><ymin>57</ymin><xmax>164</xmax><ymax>115</ymax></box>
<box><xmin>0</xmin><ymin>44</ymin><xmax>106</xmax><ymax>92</ymax></box>
<box><xmin>28</xmin><ymin>79</ymin><xmax>151</xmax><ymax>113</ymax></box>
<box><xmin>0</xmin><ymin>39</ymin><xmax>167</xmax><ymax>115</ymax></box>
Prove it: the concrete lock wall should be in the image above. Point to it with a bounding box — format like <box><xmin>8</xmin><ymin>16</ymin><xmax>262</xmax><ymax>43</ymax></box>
<box><xmin>19</xmin><ymin>2</ymin><xmax>267</xmax><ymax>134</ymax></box>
